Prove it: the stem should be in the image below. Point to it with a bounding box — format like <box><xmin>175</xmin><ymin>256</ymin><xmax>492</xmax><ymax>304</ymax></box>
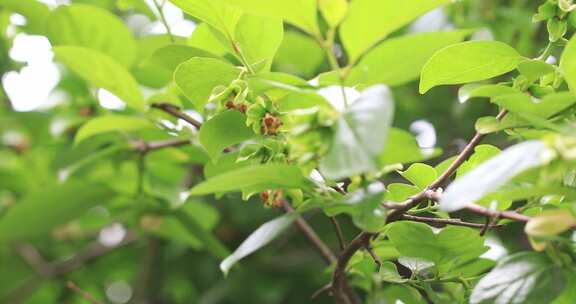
<box><xmin>66</xmin><ymin>281</ymin><xmax>103</xmax><ymax>304</ymax></box>
<box><xmin>152</xmin><ymin>0</ymin><xmax>175</xmax><ymax>43</ymax></box>
<box><xmin>399</xmin><ymin>214</ymin><xmax>504</xmax><ymax>229</ymax></box>
<box><xmin>316</xmin><ymin>30</ymin><xmax>349</xmax><ymax>108</ymax></box>
<box><xmin>330</xmin><ymin>216</ymin><xmax>347</xmax><ymax>251</ymax></box>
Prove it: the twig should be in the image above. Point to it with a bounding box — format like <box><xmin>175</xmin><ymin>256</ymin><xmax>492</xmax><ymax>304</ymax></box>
<box><xmin>282</xmin><ymin>201</ymin><xmax>336</xmax><ymax>264</ymax></box>
<box><xmin>131</xmin><ymin>138</ymin><xmax>190</xmax><ymax>153</ymax></box>
<box><xmin>66</xmin><ymin>281</ymin><xmax>103</xmax><ymax>304</ymax></box>
<box><xmin>399</xmin><ymin>214</ymin><xmax>504</xmax><ymax>229</ymax></box>
<box><xmin>330</xmin><ymin>216</ymin><xmax>347</xmax><ymax>252</ymax></box>
<box><xmin>152</xmin><ymin>0</ymin><xmax>175</xmax><ymax>42</ymax></box>
<box><xmin>331</xmin><ymin>233</ymin><xmax>373</xmax><ymax>304</ymax></box>
<box><xmin>151</xmin><ymin>103</ymin><xmax>203</xmax><ymax>129</ymax></box>
<box><xmin>311</xmin><ymin>283</ymin><xmax>333</xmax><ymax>300</ymax></box>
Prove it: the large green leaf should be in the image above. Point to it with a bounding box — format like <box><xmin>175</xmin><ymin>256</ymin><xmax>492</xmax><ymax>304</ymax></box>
<box><xmin>379</xmin><ymin>128</ymin><xmax>438</xmax><ymax>166</ymax></box>
<box><xmin>47</xmin><ymin>4</ymin><xmax>137</xmax><ymax>67</ymax></box>
<box><xmin>470</xmin><ymin>252</ymin><xmax>565</xmax><ymax>304</ymax></box>
<box><xmin>324</xmin><ymin>184</ymin><xmax>386</xmax><ymax>232</ymax></box>
<box><xmin>169</xmin><ymin>0</ymin><xmax>242</xmax><ymax>38</ymax></box>
<box><xmin>199</xmin><ymin>110</ymin><xmax>255</xmax><ymax>161</ymax></box>
<box><xmin>147</xmin><ymin>45</ymin><xmax>218</xmax><ymax>72</ymax></box>
<box><xmin>320</xmin><ymin>85</ymin><xmax>395</xmax><ymax>180</ymax></box>
<box><xmin>440</xmin><ymin>140</ymin><xmax>554</xmax><ymax>212</ymax></box>
<box><xmin>190</xmin><ymin>164</ymin><xmax>311</xmax><ymax>195</ymax></box>
<box><xmin>233</xmin><ymin>14</ymin><xmax>284</xmax><ymax>72</ymax></box>
<box><xmin>75</xmin><ymin>115</ymin><xmax>155</xmax><ymax>144</ymax></box>
<box><xmin>174</xmin><ymin>57</ymin><xmax>241</xmax><ymax>110</ymax></box>
<box><xmin>220</xmin><ymin>214</ymin><xmax>295</xmax><ymax>275</ymax></box>
<box><xmin>492</xmin><ymin>92</ymin><xmax>576</xmax><ymax>118</ymax></box>
<box><xmin>419</xmin><ymin>41</ymin><xmax>525</xmax><ymax>93</ymax></box>
<box><xmin>0</xmin><ymin>0</ymin><xmax>49</xmax><ymax>35</ymax></box>
<box><xmin>387</xmin><ymin>221</ymin><xmax>488</xmax><ymax>269</ymax></box>
<box><xmin>0</xmin><ymin>181</ymin><xmax>115</xmax><ymax>242</ymax></box>
<box><xmin>339</xmin><ymin>0</ymin><xmax>450</xmax><ymax>61</ymax></box>
<box><xmin>347</xmin><ymin>30</ymin><xmax>471</xmax><ymax>87</ymax></box>
<box><xmin>53</xmin><ymin>46</ymin><xmax>145</xmax><ymax>111</ymax></box>
<box><xmin>220</xmin><ymin>0</ymin><xmax>319</xmax><ymax>35</ymax></box>
<box><xmin>560</xmin><ymin>34</ymin><xmax>576</xmax><ymax>95</ymax></box>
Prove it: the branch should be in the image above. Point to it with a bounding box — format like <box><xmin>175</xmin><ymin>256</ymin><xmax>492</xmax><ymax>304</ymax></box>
<box><xmin>330</xmin><ymin>216</ymin><xmax>347</xmax><ymax>252</ymax></box>
<box><xmin>282</xmin><ymin>201</ymin><xmax>336</xmax><ymax>264</ymax></box>
<box><xmin>66</xmin><ymin>281</ymin><xmax>104</xmax><ymax>304</ymax></box>
<box><xmin>151</xmin><ymin>102</ymin><xmax>203</xmax><ymax>129</ymax></box>
<box><xmin>331</xmin><ymin>109</ymin><xmax>508</xmax><ymax>302</ymax></box>
<box><xmin>399</xmin><ymin>214</ymin><xmax>504</xmax><ymax>229</ymax></box>
<box><xmin>131</xmin><ymin>138</ymin><xmax>190</xmax><ymax>153</ymax></box>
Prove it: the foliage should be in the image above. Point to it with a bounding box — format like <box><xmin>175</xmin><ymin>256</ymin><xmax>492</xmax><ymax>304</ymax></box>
<box><xmin>1</xmin><ymin>0</ymin><xmax>576</xmax><ymax>303</ymax></box>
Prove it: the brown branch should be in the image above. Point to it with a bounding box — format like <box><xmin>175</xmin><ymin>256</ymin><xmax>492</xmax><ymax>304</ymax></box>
<box><xmin>66</xmin><ymin>281</ymin><xmax>104</xmax><ymax>304</ymax></box>
<box><xmin>399</xmin><ymin>214</ymin><xmax>504</xmax><ymax>229</ymax></box>
<box><xmin>331</xmin><ymin>109</ymin><xmax>509</xmax><ymax>303</ymax></box>
<box><xmin>330</xmin><ymin>216</ymin><xmax>347</xmax><ymax>252</ymax></box>
<box><xmin>131</xmin><ymin>138</ymin><xmax>190</xmax><ymax>153</ymax></box>
<box><xmin>282</xmin><ymin>200</ymin><xmax>336</xmax><ymax>264</ymax></box>
<box><xmin>151</xmin><ymin>102</ymin><xmax>202</xmax><ymax>129</ymax></box>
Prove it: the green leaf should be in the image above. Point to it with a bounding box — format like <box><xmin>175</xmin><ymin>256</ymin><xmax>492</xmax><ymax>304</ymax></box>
<box><xmin>147</xmin><ymin>45</ymin><xmax>218</xmax><ymax>72</ymax></box>
<box><xmin>399</xmin><ymin>163</ymin><xmax>438</xmax><ymax>189</ymax></box>
<box><xmin>457</xmin><ymin>144</ymin><xmax>501</xmax><ymax>177</ymax></box>
<box><xmin>320</xmin><ymin>85</ymin><xmax>395</xmax><ymax>180</ymax></box>
<box><xmin>169</xmin><ymin>0</ymin><xmax>242</xmax><ymax>38</ymax></box>
<box><xmin>188</xmin><ymin>23</ymin><xmax>230</xmax><ymax>56</ymax></box>
<box><xmin>440</xmin><ymin>140</ymin><xmax>554</xmax><ymax>212</ymax></box>
<box><xmin>419</xmin><ymin>41</ymin><xmax>524</xmax><ymax>93</ymax></box>
<box><xmin>378</xmin><ymin>261</ymin><xmax>408</xmax><ymax>283</ymax></box>
<box><xmin>220</xmin><ymin>214</ymin><xmax>295</xmax><ymax>275</ymax></box>
<box><xmin>347</xmin><ymin>30</ymin><xmax>472</xmax><ymax>87</ymax></box>
<box><xmin>220</xmin><ymin>0</ymin><xmax>319</xmax><ymax>35</ymax></box>
<box><xmin>0</xmin><ymin>0</ymin><xmax>49</xmax><ymax>35</ymax></box>
<box><xmin>53</xmin><ymin>46</ymin><xmax>145</xmax><ymax>111</ymax></box>
<box><xmin>493</xmin><ymin>92</ymin><xmax>576</xmax><ymax>118</ymax></box>
<box><xmin>233</xmin><ymin>14</ymin><xmax>284</xmax><ymax>72</ymax></box>
<box><xmin>273</xmin><ymin>31</ymin><xmax>325</xmax><ymax>78</ymax></box>
<box><xmin>190</xmin><ymin>164</ymin><xmax>311</xmax><ymax>195</ymax></box>
<box><xmin>475</xmin><ymin>114</ymin><xmax>529</xmax><ymax>134</ymax></box>
<box><xmin>199</xmin><ymin>110</ymin><xmax>255</xmax><ymax>161</ymax></box>
<box><xmin>319</xmin><ymin>0</ymin><xmax>348</xmax><ymax>28</ymax></box>
<box><xmin>75</xmin><ymin>115</ymin><xmax>154</xmax><ymax>144</ymax></box>
<box><xmin>47</xmin><ymin>4</ymin><xmax>137</xmax><ymax>67</ymax></box>
<box><xmin>340</xmin><ymin>0</ymin><xmax>450</xmax><ymax>61</ymax></box>
<box><xmin>174</xmin><ymin>57</ymin><xmax>241</xmax><ymax>110</ymax></box>
<box><xmin>387</xmin><ymin>221</ymin><xmax>488</xmax><ymax>269</ymax></box>
<box><xmin>517</xmin><ymin>59</ymin><xmax>555</xmax><ymax>83</ymax></box>
<box><xmin>470</xmin><ymin>252</ymin><xmax>565</xmax><ymax>304</ymax></box>
<box><xmin>458</xmin><ymin>84</ymin><xmax>519</xmax><ymax>103</ymax></box>
<box><xmin>0</xmin><ymin>181</ymin><xmax>115</xmax><ymax>242</ymax></box>
<box><xmin>561</xmin><ymin>34</ymin><xmax>576</xmax><ymax>95</ymax></box>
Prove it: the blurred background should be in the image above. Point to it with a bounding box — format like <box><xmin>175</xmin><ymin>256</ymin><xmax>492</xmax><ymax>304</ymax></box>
<box><xmin>0</xmin><ymin>0</ymin><xmax>547</xmax><ymax>303</ymax></box>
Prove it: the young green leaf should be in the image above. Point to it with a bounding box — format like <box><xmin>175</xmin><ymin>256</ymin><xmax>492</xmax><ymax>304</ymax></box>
<box><xmin>419</xmin><ymin>41</ymin><xmax>524</xmax><ymax>93</ymax></box>
<box><xmin>0</xmin><ymin>181</ymin><xmax>115</xmax><ymax>242</ymax></box>
<box><xmin>198</xmin><ymin>110</ymin><xmax>255</xmax><ymax>161</ymax></box>
<box><xmin>47</xmin><ymin>4</ymin><xmax>137</xmax><ymax>67</ymax></box>
<box><xmin>319</xmin><ymin>0</ymin><xmax>348</xmax><ymax>28</ymax></box>
<box><xmin>147</xmin><ymin>45</ymin><xmax>218</xmax><ymax>72</ymax></box>
<box><xmin>75</xmin><ymin>115</ymin><xmax>155</xmax><ymax>144</ymax></box>
<box><xmin>53</xmin><ymin>46</ymin><xmax>145</xmax><ymax>111</ymax></box>
<box><xmin>320</xmin><ymin>85</ymin><xmax>395</xmax><ymax>180</ymax></box>
<box><xmin>492</xmin><ymin>92</ymin><xmax>576</xmax><ymax>118</ymax></box>
<box><xmin>340</xmin><ymin>0</ymin><xmax>450</xmax><ymax>61</ymax></box>
<box><xmin>324</xmin><ymin>183</ymin><xmax>386</xmax><ymax>232</ymax></box>
<box><xmin>190</xmin><ymin>164</ymin><xmax>311</xmax><ymax>195</ymax></box>
<box><xmin>220</xmin><ymin>0</ymin><xmax>319</xmax><ymax>35</ymax></box>
<box><xmin>378</xmin><ymin>128</ymin><xmax>440</xmax><ymax>166</ymax></box>
<box><xmin>440</xmin><ymin>140</ymin><xmax>554</xmax><ymax>212</ymax></box>
<box><xmin>470</xmin><ymin>252</ymin><xmax>565</xmax><ymax>304</ymax></box>
<box><xmin>399</xmin><ymin>163</ymin><xmax>438</xmax><ymax>189</ymax></box>
<box><xmin>1</xmin><ymin>0</ymin><xmax>49</xmax><ymax>35</ymax></box>
<box><xmin>273</xmin><ymin>31</ymin><xmax>326</xmax><ymax>78</ymax></box>
<box><xmin>347</xmin><ymin>30</ymin><xmax>472</xmax><ymax>87</ymax></box>
<box><xmin>174</xmin><ymin>57</ymin><xmax>241</xmax><ymax>110</ymax></box>
<box><xmin>220</xmin><ymin>214</ymin><xmax>295</xmax><ymax>275</ymax></box>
